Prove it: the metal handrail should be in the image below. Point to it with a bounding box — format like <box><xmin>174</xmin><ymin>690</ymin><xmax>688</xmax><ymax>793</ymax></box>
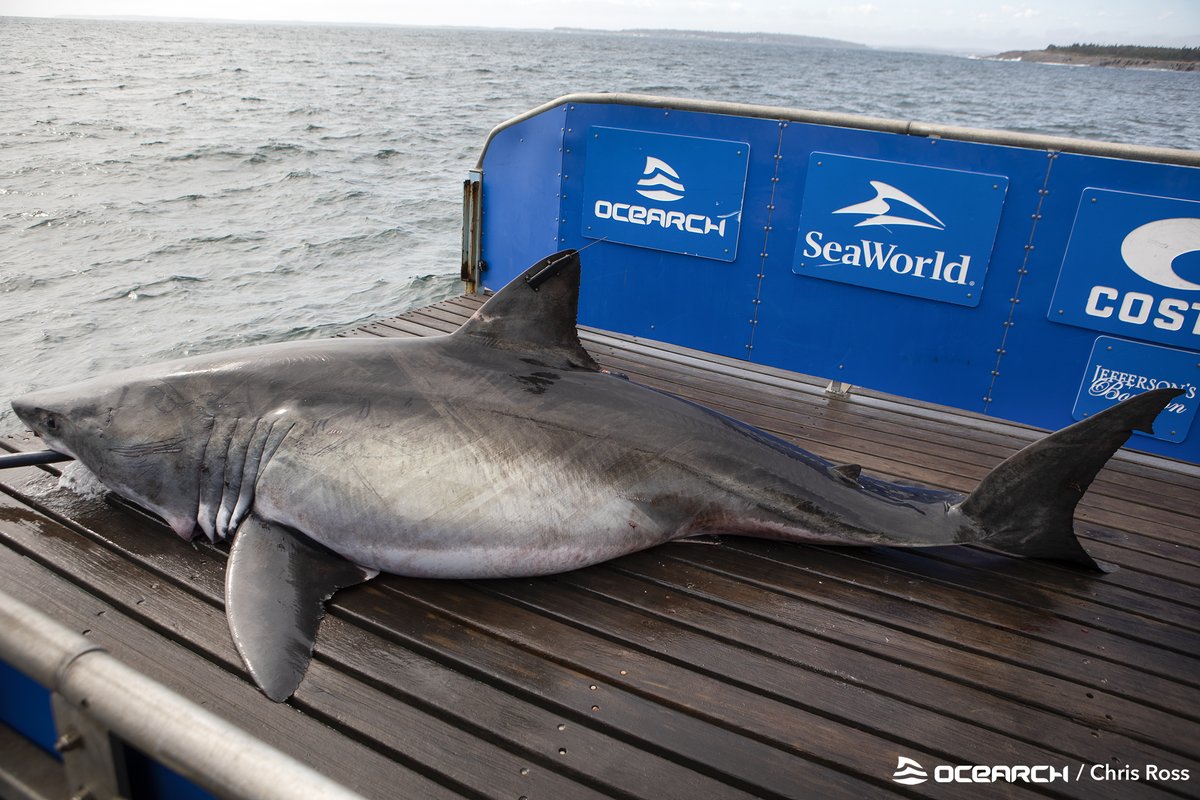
<box><xmin>474</xmin><ymin>92</ymin><xmax>1200</xmax><ymax>169</ymax></box>
<box><xmin>0</xmin><ymin>589</ymin><xmax>365</xmax><ymax>800</ymax></box>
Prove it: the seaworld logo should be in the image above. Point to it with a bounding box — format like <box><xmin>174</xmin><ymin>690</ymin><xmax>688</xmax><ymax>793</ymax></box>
<box><xmin>799</xmin><ymin>231</ymin><xmax>973</xmax><ymax>285</ymax></box>
<box><xmin>792</xmin><ymin>153</ymin><xmax>1007</xmax><ymax>307</ymax></box>
<box><xmin>834</xmin><ymin>180</ymin><xmax>946</xmax><ymax>230</ymax></box>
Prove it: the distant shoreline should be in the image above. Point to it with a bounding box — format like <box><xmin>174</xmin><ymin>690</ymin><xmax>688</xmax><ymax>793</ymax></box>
<box><xmin>554</xmin><ymin>27</ymin><xmax>865</xmax><ymax>49</ymax></box>
<box><xmin>987</xmin><ymin>49</ymin><xmax>1197</xmax><ymax>72</ymax></box>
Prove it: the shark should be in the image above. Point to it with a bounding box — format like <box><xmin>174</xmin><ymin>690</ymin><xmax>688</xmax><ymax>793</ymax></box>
<box><xmin>11</xmin><ymin>249</ymin><xmax>1181</xmax><ymax>701</ymax></box>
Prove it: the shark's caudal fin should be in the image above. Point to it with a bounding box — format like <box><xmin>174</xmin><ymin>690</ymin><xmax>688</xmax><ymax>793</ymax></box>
<box><xmin>961</xmin><ymin>387</ymin><xmax>1183</xmax><ymax>571</ymax></box>
<box><xmin>454</xmin><ymin>249</ymin><xmax>600</xmax><ymax>370</ymax></box>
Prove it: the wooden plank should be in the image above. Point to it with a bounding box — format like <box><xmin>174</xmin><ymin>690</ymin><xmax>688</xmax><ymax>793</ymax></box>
<box><xmin>548</xmin><ymin>563</ymin><xmax>1196</xmax><ymax>767</ymax></box>
<box><xmin>703</xmin><ymin>541</ymin><xmax>1200</xmax><ymax>691</ymax></box>
<box><xmin>379</xmin><ymin>581</ymin><xmax>1056</xmax><ymax>800</ymax></box>
<box><xmin>0</xmin><ymin>545</ymin><xmax>460</xmax><ymax>800</ymax></box>
<box><xmin>0</xmin><ymin>721</ymin><xmax>66</xmax><ymax>800</ymax></box>
<box><xmin>605</xmin><ymin>550</ymin><xmax>1199</xmax><ymax>753</ymax></box>
<box><xmin>336</xmin><ymin>586</ymin><xmax>867</xmax><ymax>800</ymax></box>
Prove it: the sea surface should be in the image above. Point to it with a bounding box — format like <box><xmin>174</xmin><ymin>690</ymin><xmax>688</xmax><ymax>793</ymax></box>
<box><xmin>2</xmin><ymin>16</ymin><xmax>1198</xmax><ymax>431</ymax></box>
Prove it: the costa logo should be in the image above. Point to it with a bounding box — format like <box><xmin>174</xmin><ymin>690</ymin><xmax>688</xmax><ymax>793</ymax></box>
<box><xmin>1051</xmin><ymin>190</ymin><xmax>1200</xmax><ymax>349</ymax></box>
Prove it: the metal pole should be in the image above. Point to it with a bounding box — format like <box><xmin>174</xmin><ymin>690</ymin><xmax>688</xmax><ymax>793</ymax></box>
<box><xmin>0</xmin><ymin>590</ymin><xmax>366</xmax><ymax>800</ymax></box>
<box><xmin>0</xmin><ymin>450</ymin><xmax>72</xmax><ymax>470</ymax></box>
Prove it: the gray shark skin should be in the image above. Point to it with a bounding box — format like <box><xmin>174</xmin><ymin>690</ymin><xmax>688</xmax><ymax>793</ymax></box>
<box><xmin>12</xmin><ymin>249</ymin><xmax>1182</xmax><ymax>701</ymax></box>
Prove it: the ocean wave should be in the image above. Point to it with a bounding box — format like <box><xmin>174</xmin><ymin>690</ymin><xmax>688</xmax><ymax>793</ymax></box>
<box><xmin>167</xmin><ymin>147</ymin><xmax>248</xmax><ymax>162</ymax></box>
<box><xmin>99</xmin><ymin>273</ymin><xmax>207</xmax><ymax>302</ymax></box>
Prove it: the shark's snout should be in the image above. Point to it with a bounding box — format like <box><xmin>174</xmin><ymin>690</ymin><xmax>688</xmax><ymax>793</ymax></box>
<box><xmin>12</xmin><ymin>391</ymin><xmax>77</xmax><ymax>459</ymax></box>
<box><xmin>11</xmin><ymin>395</ymin><xmax>43</xmax><ymax>432</ymax></box>
<box><xmin>13</xmin><ymin>394</ymin><xmax>53</xmax><ymax>433</ymax></box>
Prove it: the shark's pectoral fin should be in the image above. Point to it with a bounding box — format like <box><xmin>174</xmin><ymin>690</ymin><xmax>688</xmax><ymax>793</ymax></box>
<box><xmin>225</xmin><ymin>516</ymin><xmax>376</xmax><ymax>701</ymax></box>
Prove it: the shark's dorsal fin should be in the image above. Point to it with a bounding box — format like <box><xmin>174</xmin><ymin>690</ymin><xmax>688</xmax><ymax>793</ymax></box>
<box><xmin>225</xmin><ymin>516</ymin><xmax>376</xmax><ymax>701</ymax></box>
<box><xmin>454</xmin><ymin>249</ymin><xmax>599</xmax><ymax>370</ymax></box>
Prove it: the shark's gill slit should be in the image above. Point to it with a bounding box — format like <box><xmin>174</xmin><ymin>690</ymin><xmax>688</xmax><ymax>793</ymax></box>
<box><xmin>198</xmin><ymin>415</ymin><xmax>240</xmax><ymax>541</ymax></box>
<box><xmin>217</xmin><ymin>417</ymin><xmax>257</xmax><ymax>540</ymax></box>
<box><xmin>230</xmin><ymin>416</ymin><xmax>290</xmax><ymax>535</ymax></box>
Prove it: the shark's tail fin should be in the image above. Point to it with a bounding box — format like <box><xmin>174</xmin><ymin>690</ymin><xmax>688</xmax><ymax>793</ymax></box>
<box><xmin>960</xmin><ymin>387</ymin><xmax>1183</xmax><ymax>571</ymax></box>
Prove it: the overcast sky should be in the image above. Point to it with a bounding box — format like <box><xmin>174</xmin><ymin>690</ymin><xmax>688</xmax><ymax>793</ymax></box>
<box><xmin>4</xmin><ymin>1</ymin><xmax>1198</xmax><ymax>51</ymax></box>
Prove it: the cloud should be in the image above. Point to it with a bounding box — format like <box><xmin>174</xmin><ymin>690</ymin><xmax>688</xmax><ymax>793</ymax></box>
<box><xmin>1000</xmin><ymin>4</ymin><xmax>1041</xmax><ymax>19</ymax></box>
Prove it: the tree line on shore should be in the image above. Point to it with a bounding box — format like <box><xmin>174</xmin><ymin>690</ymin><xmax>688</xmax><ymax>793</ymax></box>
<box><xmin>1045</xmin><ymin>43</ymin><xmax>1199</xmax><ymax>62</ymax></box>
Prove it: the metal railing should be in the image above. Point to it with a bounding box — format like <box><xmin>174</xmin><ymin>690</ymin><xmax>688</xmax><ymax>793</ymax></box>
<box><xmin>461</xmin><ymin>92</ymin><xmax>1200</xmax><ymax>290</ymax></box>
<box><xmin>473</xmin><ymin>92</ymin><xmax>1200</xmax><ymax>171</ymax></box>
<box><xmin>0</xmin><ymin>590</ymin><xmax>366</xmax><ymax>800</ymax></box>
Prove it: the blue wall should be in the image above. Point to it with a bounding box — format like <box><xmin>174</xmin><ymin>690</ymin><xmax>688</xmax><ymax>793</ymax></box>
<box><xmin>479</xmin><ymin>100</ymin><xmax>1200</xmax><ymax>463</ymax></box>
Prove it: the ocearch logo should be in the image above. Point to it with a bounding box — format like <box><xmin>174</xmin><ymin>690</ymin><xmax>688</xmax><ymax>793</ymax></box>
<box><xmin>892</xmin><ymin>756</ymin><xmax>1069</xmax><ymax>784</ymax></box>
<box><xmin>592</xmin><ymin>154</ymin><xmax>734</xmax><ymax>237</ymax></box>
<box><xmin>834</xmin><ymin>180</ymin><xmax>946</xmax><ymax>230</ymax></box>
<box><xmin>635</xmin><ymin>156</ymin><xmax>685</xmax><ymax>202</ymax></box>
<box><xmin>893</xmin><ymin>757</ymin><xmax>928</xmax><ymax>785</ymax></box>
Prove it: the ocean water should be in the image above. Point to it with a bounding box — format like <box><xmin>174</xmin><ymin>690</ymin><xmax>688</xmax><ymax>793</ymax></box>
<box><xmin>2</xmin><ymin>17</ymin><xmax>1197</xmax><ymax>431</ymax></box>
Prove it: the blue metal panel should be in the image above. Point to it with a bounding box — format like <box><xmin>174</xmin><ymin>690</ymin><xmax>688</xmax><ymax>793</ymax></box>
<box><xmin>987</xmin><ymin>151</ymin><xmax>1200</xmax><ymax>461</ymax></box>
<box><xmin>752</xmin><ymin>122</ymin><xmax>1053</xmax><ymax>415</ymax></box>
<box><xmin>0</xmin><ymin>658</ymin><xmax>58</xmax><ymax>757</ymax></box>
<box><xmin>558</xmin><ymin>104</ymin><xmax>785</xmax><ymax>360</ymax></box>
<box><xmin>580</xmin><ymin>126</ymin><xmax>749</xmax><ymax>261</ymax></box>
<box><xmin>1073</xmin><ymin>337</ymin><xmax>1197</xmax><ymax>443</ymax></box>
<box><xmin>479</xmin><ymin>103</ymin><xmax>568</xmax><ymax>288</ymax></box>
<box><xmin>792</xmin><ymin>152</ymin><xmax>1008</xmax><ymax>307</ymax></box>
<box><xmin>476</xmin><ymin>100</ymin><xmax>1200</xmax><ymax>461</ymax></box>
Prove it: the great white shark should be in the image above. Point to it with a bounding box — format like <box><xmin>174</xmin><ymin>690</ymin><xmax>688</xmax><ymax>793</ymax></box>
<box><xmin>11</xmin><ymin>249</ymin><xmax>1182</xmax><ymax>701</ymax></box>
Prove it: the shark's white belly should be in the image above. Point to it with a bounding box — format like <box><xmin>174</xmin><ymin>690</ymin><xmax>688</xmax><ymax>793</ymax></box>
<box><xmin>250</xmin><ymin>415</ymin><xmax>688</xmax><ymax>578</ymax></box>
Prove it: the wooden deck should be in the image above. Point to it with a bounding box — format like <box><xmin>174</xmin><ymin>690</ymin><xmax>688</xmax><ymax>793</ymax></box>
<box><xmin>2</xmin><ymin>294</ymin><xmax>1198</xmax><ymax>799</ymax></box>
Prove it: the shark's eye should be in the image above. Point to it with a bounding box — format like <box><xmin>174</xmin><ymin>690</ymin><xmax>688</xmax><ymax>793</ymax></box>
<box><xmin>45</xmin><ymin>415</ymin><xmax>58</xmax><ymax>431</ymax></box>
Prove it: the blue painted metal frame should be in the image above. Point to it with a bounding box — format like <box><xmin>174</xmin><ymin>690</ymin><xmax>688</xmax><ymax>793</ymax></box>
<box><xmin>0</xmin><ymin>657</ymin><xmax>58</xmax><ymax>757</ymax></box>
<box><xmin>478</xmin><ymin>101</ymin><xmax>1200</xmax><ymax>462</ymax></box>
<box><xmin>124</xmin><ymin>744</ymin><xmax>219</xmax><ymax>800</ymax></box>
